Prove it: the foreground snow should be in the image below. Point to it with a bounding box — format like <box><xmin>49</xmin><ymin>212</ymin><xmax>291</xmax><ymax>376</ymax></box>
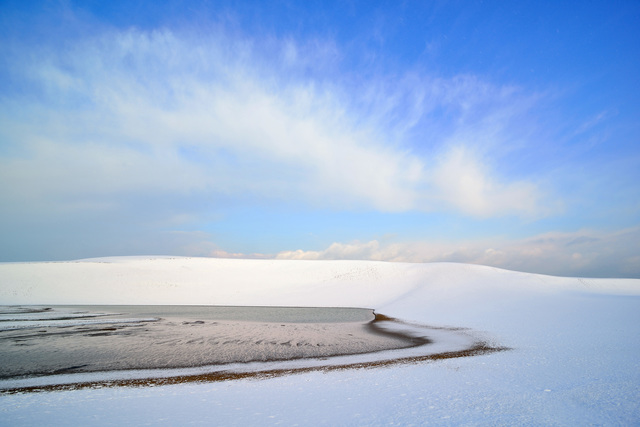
<box><xmin>1</xmin><ymin>257</ymin><xmax>639</xmax><ymax>425</ymax></box>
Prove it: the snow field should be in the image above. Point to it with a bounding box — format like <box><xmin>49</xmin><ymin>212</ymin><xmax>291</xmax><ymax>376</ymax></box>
<box><xmin>0</xmin><ymin>257</ymin><xmax>638</xmax><ymax>425</ymax></box>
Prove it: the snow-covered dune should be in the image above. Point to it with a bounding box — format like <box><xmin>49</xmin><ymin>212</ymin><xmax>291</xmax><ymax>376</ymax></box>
<box><xmin>1</xmin><ymin>257</ymin><xmax>639</xmax><ymax>425</ymax></box>
<box><xmin>0</xmin><ymin>257</ymin><xmax>423</xmax><ymax>307</ymax></box>
<box><xmin>1</xmin><ymin>256</ymin><xmax>637</xmax><ymax>307</ymax></box>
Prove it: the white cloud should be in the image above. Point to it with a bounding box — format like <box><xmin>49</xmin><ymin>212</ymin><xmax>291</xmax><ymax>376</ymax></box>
<box><xmin>431</xmin><ymin>146</ymin><xmax>546</xmax><ymax>217</ymax></box>
<box><xmin>0</xmin><ymin>27</ymin><xmax>551</xmax><ymax>220</ymax></box>
<box><xmin>276</xmin><ymin>241</ymin><xmax>384</xmax><ymax>261</ymax></box>
<box><xmin>273</xmin><ymin>227</ymin><xmax>640</xmax><ymax>278</ymax></box>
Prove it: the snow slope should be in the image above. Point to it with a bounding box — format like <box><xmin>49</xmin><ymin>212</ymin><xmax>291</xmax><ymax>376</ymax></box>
<box><xmin>1</xmin><ymin>257</ymin><xmax>639</xmax><ymax>425</ymax></box>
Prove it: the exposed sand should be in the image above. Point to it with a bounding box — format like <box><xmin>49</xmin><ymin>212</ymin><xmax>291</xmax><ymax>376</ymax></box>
<box><xmin>0</xmin><ymin>306</ymin><xmax>417</xmax><ymax>379</ymax></box>
<box><xmin>0</xmin><ymin>305</ymin><xmax>509</xmax><ymax>394</ymax></box>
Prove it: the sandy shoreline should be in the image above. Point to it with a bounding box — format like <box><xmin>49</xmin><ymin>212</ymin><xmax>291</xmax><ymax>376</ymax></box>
<box><xmin>0</xmin><ymin>306</ymin><xmax>417</xmax><ymax>379</ymax></box>
<box><xmin>0</xmin><ymin>305</ymin><xmax>505</xmax><ymax>393</ymax></box>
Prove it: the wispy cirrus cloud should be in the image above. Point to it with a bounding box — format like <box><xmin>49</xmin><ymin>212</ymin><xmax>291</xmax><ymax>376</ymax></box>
<box><xmin>0</xmin><ymin>26</ymin><xmax>552</xmax><ymax>223</ymax></box>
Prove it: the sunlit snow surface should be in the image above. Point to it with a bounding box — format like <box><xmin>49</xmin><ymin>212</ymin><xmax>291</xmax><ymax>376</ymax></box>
<box><xmin>0</xmin><ymin>257</ymin><xmax>639</xmax><ymax>425</ymax></box>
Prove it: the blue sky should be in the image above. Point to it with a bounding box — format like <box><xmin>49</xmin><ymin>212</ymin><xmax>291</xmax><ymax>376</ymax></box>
<box><xmin>1</xmin><ymin>0</ymin><xmax>639</xmax><ymax>277</ymax></box>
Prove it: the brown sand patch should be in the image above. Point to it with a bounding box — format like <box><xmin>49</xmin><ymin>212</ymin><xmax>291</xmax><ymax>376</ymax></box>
<box><xmin>0</xmin><ymin>306</ymin><xmax>510</xmax><ymax>394</ymax></box>
<box><xmin>0</xmin><ymin>342</ymin><xmax>508</xmax><ymax>394</ymax></box>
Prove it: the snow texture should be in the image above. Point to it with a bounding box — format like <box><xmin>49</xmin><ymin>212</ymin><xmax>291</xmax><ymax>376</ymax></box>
<box><xmin>0</xmin><ymin>257</ymin><xmax>639</xmax><ymax>425</ymax></box>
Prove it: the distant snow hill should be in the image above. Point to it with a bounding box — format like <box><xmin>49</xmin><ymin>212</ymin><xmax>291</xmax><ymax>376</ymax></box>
<box><xmin>0</xmin><ymin>256</ymin><xmax>637</xmax><ymax>311</ymax></box>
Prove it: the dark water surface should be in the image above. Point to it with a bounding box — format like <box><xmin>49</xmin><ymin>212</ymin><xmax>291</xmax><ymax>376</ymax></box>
<box><xmin>53</xmin><ymin>305</ymin><xmax>375</xmax><ymax>323</ymax></box>
<box><xmin>0</xmin><ymin>305</ymin><xmax>409</xmax><ymax>380</ymax></box>
<box><xmin>0</xmin><ymin>305</ymin><xmax>504</xmax><ymax>393</ymax></box>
